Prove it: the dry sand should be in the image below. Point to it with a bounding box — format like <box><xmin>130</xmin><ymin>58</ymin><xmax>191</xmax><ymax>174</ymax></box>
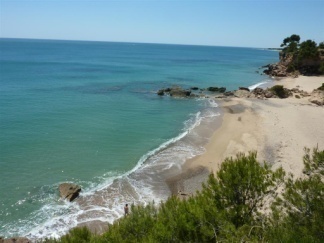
<box><xmin>170</xmin><ymin>75</ymin><xmax>324</xmax><ymax>195</ymax></box>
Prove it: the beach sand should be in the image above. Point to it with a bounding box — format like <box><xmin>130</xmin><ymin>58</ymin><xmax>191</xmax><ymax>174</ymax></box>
<box><xmin>78</xmin><ymin>76</ymin><xmax>323</xmax><ymax>234</ymax></box>
<box><xmin>168</xmin><ymin>75</ymin><xmax>324</xmax><ymax>196</ymax></box>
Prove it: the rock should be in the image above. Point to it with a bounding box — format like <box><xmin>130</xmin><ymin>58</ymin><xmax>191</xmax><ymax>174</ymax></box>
<box><xmin>157</xmin><ymin>89</ymin><xmax>165</xmax><ymax>96</ymax></box>
<box><xmin>207</xmin><ymin>87</ymin><xmax>226</xmax><ymax>93</ymax></box>
<box><xmin>2</xmin><ymin>237</ymin><xmax>31</xmax><ymax>243</ymax></box>
<box><xmin>234</xmin><ymin>90</ymin><xmax>251</xmax><ymax>98</ymax></box>
<box><xmin>309</xmin><ymin>90</ymin><xmax>324</xmax><ymax>106</ymax></box>
<box><xmin>59</xmin><ymin>183</ymin><xmax>81</xmax><ymax>202</ymax></box>
<box><xmin>224</xmin><ymin>91</ymin><xmax>234</xmax><ymax>96</ymax></box>
<box><xmin>169</xmin><ymin>87</ymin><xmax>191</xmax><ymax>97</ymax></box>
<box><xmin>264</xmin><ymin>91</ymin><xmax>274</xmax><ymax>98</ymax></box>
<box><xmin>218</xmin><ymin>87</ymin><xmax>226</xmax><ymax>93</ymax></box>
<box><xmin>239</xmin><ymin>87</ymin><xmax>250</xmax><ymax>92</ymax></box>
<box><xmin>190</xmin><ymin>87</ymin><xmax>199</xmax><ymax>90</ymax></box>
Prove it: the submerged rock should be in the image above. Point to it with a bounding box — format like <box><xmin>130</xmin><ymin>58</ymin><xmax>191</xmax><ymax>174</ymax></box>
<box><xmin>59</xmin><ymin>183</ymin><xmax>81</xmax><ymax>202</ymax></box>
<box><xmin>157</xmin><ymin>89</ymin><xmax>165</xmax><ymax>96</ymax></box>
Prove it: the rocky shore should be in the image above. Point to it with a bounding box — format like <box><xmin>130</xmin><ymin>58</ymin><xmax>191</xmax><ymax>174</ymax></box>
<box><xmin>156</xmin><ymin>82</ymin><xmax>324</xmax><ymax>106</ymax></box>
<box><xmin>3</xmin><ymin>75</ymin><xmax>323</xmax><ymax>242</ymax></box>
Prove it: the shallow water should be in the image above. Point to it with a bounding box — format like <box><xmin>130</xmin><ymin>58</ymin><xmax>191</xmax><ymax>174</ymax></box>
<box><xmin>0</xmin><ymin>38</ymin><xmax>278</xmax><ymax>238</ymax></box>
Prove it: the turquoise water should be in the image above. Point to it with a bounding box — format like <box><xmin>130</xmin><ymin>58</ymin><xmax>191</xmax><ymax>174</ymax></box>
<box><xmin>0</xmin><ymin>38</ymin><xmax>278</xmax><ymax>238</ymax></box>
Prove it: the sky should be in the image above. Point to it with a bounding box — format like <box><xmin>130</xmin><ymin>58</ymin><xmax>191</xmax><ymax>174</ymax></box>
<box><xmin>0</xmin><ymin>0</ymin><xmax>323</xmax><ymax>48</ymax></box>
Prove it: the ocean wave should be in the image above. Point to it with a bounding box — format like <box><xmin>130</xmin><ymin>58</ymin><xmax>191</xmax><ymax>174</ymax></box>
<box><xmin>4</xmin><ymin>99</ymin><xmax>221</xmax><ymax>240</ymax></box>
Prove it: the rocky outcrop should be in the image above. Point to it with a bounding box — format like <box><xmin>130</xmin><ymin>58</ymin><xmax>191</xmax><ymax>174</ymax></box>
<box><xmin>309</xmin><ymin>89</ymin><xmax>324</xmax><ymax>106</ymax></box>
<box><xmin>263</xmin><ymin>63</ymin><xmax>291</xmax><ymax>77</ymax></box>
<box><xmin>169</xmin><ymin>88</ymin><xmax>191</xmax><ymax>97</ymax></box>
<box><xmin>156</xmin><ymin>87</ymin><xmax>192</xmax><ymax>98</ymax></box>
<box><xmin>59</xmin><ymin>183</ymin><xmax>81</xmax><ymax>202</ymax></box>
<box><xmin>207</xmin><ymin>87</ymin><xmax>226</xmax><ymax>93</ymax></box>
<box><xmin>234</xmin><ymin>90</ymin><xmax>251</xmax><ymax>98</ymax></box>
<box><xmin>263</xmin><ymin>49</ymin><xmax>324</xmax><ymax>77</ymax></box>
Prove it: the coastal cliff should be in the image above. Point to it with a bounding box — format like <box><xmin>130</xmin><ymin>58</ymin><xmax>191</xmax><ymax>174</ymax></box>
<box><xmin>264</xmin><ymin>35</ymin><xmax>324</xmax><ymax>77</ymax></box>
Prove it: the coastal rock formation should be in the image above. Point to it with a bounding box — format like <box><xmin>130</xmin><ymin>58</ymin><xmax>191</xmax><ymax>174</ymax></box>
<box><xmin>156</xmin><ymin>86</ymin><xmax>192</xmax><ymax>98</ymax></box>
<box><xmin>0</xmin><ymin>237</ymin><xmax>31</xmax><ymax>243</ymax></box>
<box><xmin>263</xmin><ymin>44</ymin><xmax>324</xmax><ymax>77</ymax></box>
<box><xmin>234</xmin><ymin>90</ymin><xmax>251</xmax><ymax>98</ymax></box>
<box><xmin>263</xmin><ymin>63</ymin><xmax>290</xmax><ymax>77</ymax></box>
<box><xmin>169</xmin><ymin>87</ymin><xmax>191</xmax><ymax>97</ymax></box>
<box><xmin>207</xmin><ymin>87</ymin><xmax>226</xmax><ymax>93</ymax></box>
<box><xmin>59</xmin><ymin>183</ymin><xmax>81</xmax><ymax>202</ymax></box>
<box><xmin>309</xmin><ymin>89</ymin><xmax>324</xmax><ymax>106</ymax></box>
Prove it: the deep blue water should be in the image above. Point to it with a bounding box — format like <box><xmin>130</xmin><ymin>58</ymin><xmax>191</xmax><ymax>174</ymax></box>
<box><xmin>0</xmin><ymin>38</ymin><xmax>278</xmax><ymax>238</ymax></box>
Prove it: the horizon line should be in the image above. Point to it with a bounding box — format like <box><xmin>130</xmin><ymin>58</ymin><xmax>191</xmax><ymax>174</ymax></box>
<box><xmin>0</xmin><ymin>37</ymin><xmax>280</xmax><ymax>49</ymax></box>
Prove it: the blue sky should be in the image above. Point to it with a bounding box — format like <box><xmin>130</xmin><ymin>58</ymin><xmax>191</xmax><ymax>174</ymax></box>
<box><xmin>0</xmin><ymin>0</ymin><xmax>323</xmax><ymax>48</ymax></box>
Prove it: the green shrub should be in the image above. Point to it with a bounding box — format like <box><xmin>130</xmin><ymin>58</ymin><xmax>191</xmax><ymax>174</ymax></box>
<box><xmin>317</xmin><ymin>83</ymin><xmax>324</xmax><ymax>91</ymax></box>
<box><xmin>319</xmin><ymin>62</ymin><xmax>324</xmax><ymax>74</ymax></box>
<box><xmin>287</xmin><ymin>63</ymin><xmax>296</xmax><ymax>72</ymax></box>
<box><xmin>270</xmin><ymin>85</ymin><xmax>289</xmax><ymax>98</ymax></box>
<box><xmin>51</xmin><ymin>148</ymin><xmax>324</xmax><ymax>243</ymax></box>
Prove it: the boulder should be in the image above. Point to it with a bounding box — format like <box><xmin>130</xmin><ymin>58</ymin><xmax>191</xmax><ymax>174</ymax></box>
<box><xmin>207</xmin><ymin>87</ymin><xmax>226</xmax><ymax>93</ymax></box>
<box><xmin>264</xmin><ymin>91</ymin><xmax>274</xmax><ymax>98</ymax></box>
<box><xmin>224</xmin><ymin>91</ymin><xmax>234</xmax><ymax>96</ymax></box>
<box><xmin>309</xmin><ymin>90</ymin><xmax>324</xmax><ymax>106</ymax></box>
<box><xmin>239</xmin><ymin>87</ymin><xmax>250</xmax><ymax>92</ymax></box>
<box><xmin>169</xmin><ymin>88</ymin><xmax>191</xmax><ymax>97</ymax></box>
<box><xmin>59</xmin><ymin>183</ymin><xmax>81</xmax><ymax>202</ymax></box>
<box><xmin>157</xmin><ymin>89</ymin><xmax>165</xmax><ymax>96</ymax></box>
<box><xmin>190</xmin><ymin>87</ymin><xmax>199</xmax><ymax>90</ymax></box>
<box><xmin>234</xmin><ymin>90</ymin><xmax>251</xmax><ymax>98</ymax></box>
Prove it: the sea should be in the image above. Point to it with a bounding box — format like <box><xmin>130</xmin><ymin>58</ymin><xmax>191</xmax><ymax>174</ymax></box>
<box><xmin>0</xmin><ymin>38</ymin><xmax>278</xmax><ymax>239</ymax></box>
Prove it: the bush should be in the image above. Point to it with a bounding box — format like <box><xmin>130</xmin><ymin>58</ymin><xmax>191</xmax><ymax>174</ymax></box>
<box><xmin>270</xmin><ymin>85</ymin><xmax>289</xmax><ymax>98</ymax></box>
<box><xmin>319</xmin><ymin>62</ymin><xmax>324</xmax><ymax>74</ymax></box>
<box><xmin>51</xmin><ymin>148</ymin><xmax>323</xmax><ymax>243</ymax></box>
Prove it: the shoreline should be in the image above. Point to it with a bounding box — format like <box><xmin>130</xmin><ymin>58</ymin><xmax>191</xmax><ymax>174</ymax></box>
<box><xmin>168</xmin><ymin>75</ymin><xmax>324</xmax><ymax>196</ymax></box>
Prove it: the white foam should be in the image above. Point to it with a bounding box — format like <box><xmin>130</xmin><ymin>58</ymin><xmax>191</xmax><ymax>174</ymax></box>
<box><xmin>9</xmin><ymin>98</ymin><xmax>221</xmax><ymax>240</ymax></box>
<box><xmin>248</xmin><ymin>80</ymin><xmax>272</xmax><ymax>90</ymax></box>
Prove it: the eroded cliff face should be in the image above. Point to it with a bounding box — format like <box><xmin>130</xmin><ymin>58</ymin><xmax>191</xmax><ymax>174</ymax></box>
<box><xmin>264</xmin><ymin>50</ymin><xmax>324</xmax><ymax>77</ymax></box>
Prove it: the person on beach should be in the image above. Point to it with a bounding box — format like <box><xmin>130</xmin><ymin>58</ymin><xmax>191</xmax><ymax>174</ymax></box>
<box><xmin>124</xmin><ymin>204</ymin><xmax>129</xmax><ymax>216</ymax></box>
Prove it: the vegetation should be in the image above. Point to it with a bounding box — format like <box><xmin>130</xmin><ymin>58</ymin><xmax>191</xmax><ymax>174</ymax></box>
<box><xmin>280</xmin><ymin>34</ymin><xmax>300</xmax><ymax>53</ymax></box>
<box><xmin>318</xmin><ymin>83</ymin><xmax>324</xmax><ymax>91</ymax></box>
<box><xmin>279</xmin><ymin>34</ymin><xmax>324</xmax><ymax>74</ymax></box>
<box><xmin>46</xmin><ymin>148</ymin><xmax>324</xmax><ymax>243</ymax></box>
<box><xmin>270</xmin><ymin>85</ymin><xmax>289</xmax><ymax>98</ymax></box>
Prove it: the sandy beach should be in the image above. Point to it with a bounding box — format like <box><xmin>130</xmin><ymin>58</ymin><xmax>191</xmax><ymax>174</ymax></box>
<box><xmin>169</xmin><ymin>75</ymin><xmax>324</xmax><ymax>196</ymax></box>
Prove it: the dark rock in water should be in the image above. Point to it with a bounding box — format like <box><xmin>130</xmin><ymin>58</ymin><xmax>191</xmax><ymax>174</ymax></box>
<box><xmin>239</xmin><ymin>87</ymin><xmax>250</xmax><ymax>92</ymax></box>
<box><xmin>164</xmin><ymin>87</ymin><xmax>171</xmax><ymax>92</ymax></box>
<box><xmin>207</xmin><ymin>87</ymin><xmax>219</xmax><ymax>92</ymax></box>
<box><xmin>59</xmin><ymin>183</ymin><xmax>81</xmax><ymax>202</ymax></box>
<box><xmin>1</xmin><ymin>237</ymin><xmax>31</xmax><ymax>243</ymax></box>
<box><xmin>169</xmin><ymin>87</ymin><xmax>191</xmax><ymax>97</ymax></box>
<box><xmin>190</xmin><ymin>87</ymin><xmax>199</xmax><ymax>90</ymax></box>
<box><xmin>207</xmin><ymin>87</ymin><xmax>226</xmax><ymax>93</ymax></box>
<box><xmin>157</xmin><ymin>89</ymin><xmax>165</xmax><ymax>96</ymax></box>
